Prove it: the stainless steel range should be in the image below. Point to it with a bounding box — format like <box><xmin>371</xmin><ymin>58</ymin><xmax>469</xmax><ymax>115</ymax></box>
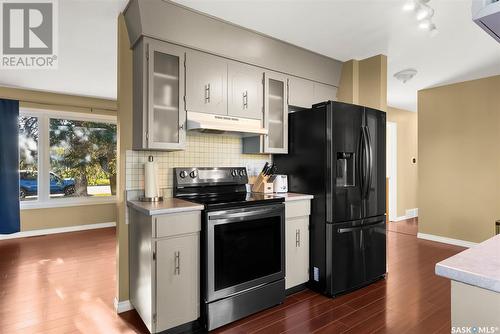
<box><xmin>173</xmin><ymin>167</ymin><xmax>285</xmax><ymax>331</ymax></box>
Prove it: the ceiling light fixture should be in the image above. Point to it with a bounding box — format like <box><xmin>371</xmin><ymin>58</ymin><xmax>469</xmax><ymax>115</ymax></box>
<box><xmin>402</xmin><ymin>0</ymin><xmax>438</xmax><ymax>35</ymax></box>
<box><xmin>394</xmin><ymin>69</ymin><xmax>418</xmax><ymax>84</ymax></box>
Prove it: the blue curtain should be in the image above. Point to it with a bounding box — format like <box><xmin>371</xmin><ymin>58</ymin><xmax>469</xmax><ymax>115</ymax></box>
<box><xmin>0</xmin><ymin>99</ymin><xmax>20</xmax><ymax>234</ymax></box>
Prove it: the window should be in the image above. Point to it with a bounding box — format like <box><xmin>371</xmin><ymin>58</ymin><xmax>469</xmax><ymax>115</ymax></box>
<box><xmin>19</xmin><ymin>116</ymin><xmax>39</xmax><ymax>201</ymax></box>
<box><xmin>19</xmin><ymin>109</ymin><xmax>117</xmax><ymax>209</ymax></box>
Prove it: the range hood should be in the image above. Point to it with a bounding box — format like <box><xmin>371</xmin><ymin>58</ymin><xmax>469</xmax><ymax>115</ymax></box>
<box><xmin>473</xmin><ymin>0</ymin><xmax>500</xmax><ymax>43</ymax></box>
<box><xmin>186</xmin><ymin>112</ymin><xmax>268</xmax><ymax>136</ymax></box>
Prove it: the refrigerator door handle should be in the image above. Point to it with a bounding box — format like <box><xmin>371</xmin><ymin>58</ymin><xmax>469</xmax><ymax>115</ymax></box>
<box><xmin>364</xmin><ymin>126</ymin><xmax>374</xmax><ymax>199</ymax></box>
<box><xmin>360</xmin><ymin>127</ymin><xmax>369</xmax><ymax>199</ymax></box>
<box><xmin>338</xmin><ymin>226</ymin><xmax>363</xmax><ymax>233</ymax></box>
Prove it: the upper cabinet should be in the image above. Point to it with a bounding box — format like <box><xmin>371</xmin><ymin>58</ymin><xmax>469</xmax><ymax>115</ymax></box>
<box><xmin>243</xmin><ymin>71</ymin><xmax>288</xmax><ymax>154</ymax></box>
<box><xmin>265</xmin><ymin>72</ymin><xmax>288</xmax><ymax>154</ymax></box>
<box><xmin>227</xmin><ymin>62</ymin><xmax>264</xmax><ymax>120</ymax></box>
<box><xmin>288</xmin><ymin>77</ymin><xmax>314</xmax><ymax>109</ymax></box>
<box><xmin>133</xmin><ymin>38</ymin><xmax>186</xmax><ymax>151</ymax></box>
<box><xmin>313</xmin><ymin>82</ymin><xmax>338</xmax><ymax>104</ymax></box>
<box><xmin>288</xmin><ymin>76</ymin><xmax>338</xmax><ymax>109</ymax></box>
<box><xmin>185</xmin><ymin>51</ymin><xmax>227</xmax><ymax>116</ymax></box>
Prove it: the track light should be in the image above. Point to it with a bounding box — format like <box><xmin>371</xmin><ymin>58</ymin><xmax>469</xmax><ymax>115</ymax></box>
<box><xmin>418</xmin><ymin>19</ymin><xmax>432</xmax><ymax>29</ymax></box>
<box><xmin>416</xmin><ymin>5</ymin><xmax>434</xmax><ymax>21</ymax></box>
<box><xmin>402</xmin><ymin>0</ymin><xmax>437</xmax><ymax>36</ymax></box>
<box><xmin>403</xmin><ymin>1</ymin><xmax>417</xmax><ymax>11</ymax></box>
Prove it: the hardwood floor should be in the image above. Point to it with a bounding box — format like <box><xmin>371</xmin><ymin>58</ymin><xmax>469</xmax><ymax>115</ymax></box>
<box><xmin>0</xmin><ymin>220</ymin><xmax>464</xmax><ymax>333</ymax></box>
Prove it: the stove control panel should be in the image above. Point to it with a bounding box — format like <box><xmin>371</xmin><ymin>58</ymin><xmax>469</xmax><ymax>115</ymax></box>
<box><xmin>174</xmin><ymin>167</ymin><xmax>248</xmax><ymax>186</ymax></box>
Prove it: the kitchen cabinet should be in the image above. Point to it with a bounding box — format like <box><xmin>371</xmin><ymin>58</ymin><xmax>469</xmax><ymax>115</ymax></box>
<box><xmin>313</xmin><ymin>82</ymin><xmax>337</xmax><ymax>103</ymax></box>
<box><xmin>227</xmin><ymin>62</ymin><xmax>264</xmax><ymax>120</ymax></box>
<box><xmin>288</xmin><ymin>76</ymin><xmax>314</xmax><ymax>109</ymax></box>
<box><xmin>288</xmin><ymin>77</ymin><xmax>338</xmax><ymax>109</ymax></box>
<box><xmin>129</xmin><ymin>208</ymin><xmax>201</xmax><ymax>333</ymax></box>
<box><xmin>156</xmin><ymin>233</ymin><xmax>199</xmax><ymax>331</ymax></box>
<box><xmin>133</xmin><ymin>37</ymin><xmax>186</xmax><ymax>151</ymax></box>
<box><xmin>185</xmin><ymin>50</ymin><xmax>227</xmax><ymax>116</ymax></box>
<box><xmin>285</xmin><ymin>199</ymin><xmax>311</xmax><ymax>290</ymax></box>
<box><xmin>243</xmin><ymin>71</ymin><xmax>288</xmax><ymax>154</ymax></box>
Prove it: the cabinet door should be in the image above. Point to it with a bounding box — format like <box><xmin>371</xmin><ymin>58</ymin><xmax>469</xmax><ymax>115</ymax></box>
<box><xmin>155</xmin><ymin>234</ymin><xmax>200</xmax><ymax>332</ymax></box>
<box><xmin>285</xmin><ymin>217</ymin><xmax>309</xmax><ymax>289</ymax></box>
<box><xmin>185</xmin><ymin>51</ymin><xmax>227</xmax><ymax>116</ymax></box>
<box><xmin>313</xmin><ymin>82</ymin><xmax>337</xmax><ymax>104</ymax></box>
<box><xmin>147</xmin><ymin>40</ymin><xmax>186</xmax><ymax>150</ymax></box>
<box><xmin>228</xmin><ymin>62</ymin><xmax>264</xmax><ymax>120</ymax></box>
<box><xmin>288</xmin><ymin>77</ymin><xmax>314</xmax><ymax>109</ymax></box>
<box><xmin>264</xmin><ymin>72</ymin><xmax>288</xmax><ymax>154</ymax></box>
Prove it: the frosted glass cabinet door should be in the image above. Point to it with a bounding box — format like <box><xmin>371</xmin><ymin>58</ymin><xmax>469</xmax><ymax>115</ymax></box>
<box><xmin>147</xmin><ymin>41</ymin><xmax>186</xmax><ymax>150</ymax></box>
<box><xmin>264</xmin><ymin>72</ymin><xmax>288</xmax><ymax>154</ymax></box>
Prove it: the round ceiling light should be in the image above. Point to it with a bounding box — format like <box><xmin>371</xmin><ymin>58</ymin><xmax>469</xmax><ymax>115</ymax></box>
<box><xmin>394</xmin><ymin>69</ymin><xmax>418</xmax><ymax>83</ymax></box>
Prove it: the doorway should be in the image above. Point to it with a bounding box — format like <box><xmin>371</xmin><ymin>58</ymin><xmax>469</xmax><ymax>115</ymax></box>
<box><xmin>386</xmin><ymin>122</ymin><xmax>397</xmax><ymax>222</ymax></box>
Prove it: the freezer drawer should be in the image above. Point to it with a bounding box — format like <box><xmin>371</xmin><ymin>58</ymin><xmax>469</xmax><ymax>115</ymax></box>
<box><xmin>330</xmin><ymin>218</ymin><xmax>386</xmax><ymax>296</ymax></box>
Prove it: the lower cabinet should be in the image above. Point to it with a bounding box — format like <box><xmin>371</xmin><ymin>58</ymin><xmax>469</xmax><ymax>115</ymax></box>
<box><xmin>129</xmin><ymin>209</ymin><xmax>201</xmax><ymax>333</ymax></box>
<box><xmin>155</xmin><ymin>233</ymin><xmax>200</xmax><ymax>331</ymax></box>
<box><xmin>284</xmin><ymin>200</ymin><xmax>311</xmax><ymax>290</ymax></box>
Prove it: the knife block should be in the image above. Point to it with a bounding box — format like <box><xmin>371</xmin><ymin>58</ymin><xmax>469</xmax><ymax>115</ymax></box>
<box><xmin>251</xmin><ymin>175</ymin><xmax>274</xmax><ymax>194</ymax></box>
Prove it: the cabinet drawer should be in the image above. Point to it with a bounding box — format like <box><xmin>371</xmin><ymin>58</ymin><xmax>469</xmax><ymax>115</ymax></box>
<box><xmin>285</xmin><ymin>200</ymin><xmax>311</xmax><ymax>219</ymax></box>
<box><xmin>155</xmin><ymin>211</ymin><xmax>201</xmax><ymax>238</ymax></box>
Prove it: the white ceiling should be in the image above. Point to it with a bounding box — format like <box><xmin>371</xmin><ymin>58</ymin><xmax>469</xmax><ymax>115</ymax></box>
<box><xmin>2</xmin><ymin>0</ymin><xmax>499</xmax><ymax>112</ymax></box>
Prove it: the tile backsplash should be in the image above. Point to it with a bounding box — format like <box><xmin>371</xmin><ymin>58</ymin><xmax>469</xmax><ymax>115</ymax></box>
<box><xmin>126</xmin><ymin>132</ymin><xmax>270</xmax><ymax>197</ymax></box>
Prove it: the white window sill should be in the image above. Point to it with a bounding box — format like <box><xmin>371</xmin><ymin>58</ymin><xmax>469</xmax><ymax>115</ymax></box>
<box><xmin>20</xmin><ymin>196</ymin><xmax>117</xmax><ymax>210</ymax></box>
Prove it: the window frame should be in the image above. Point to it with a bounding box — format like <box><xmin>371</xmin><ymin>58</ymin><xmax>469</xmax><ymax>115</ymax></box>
<box><xmin>20</xmin><ymin>108</ymin><xmax>117</xmax><ymax>210</ymax></box>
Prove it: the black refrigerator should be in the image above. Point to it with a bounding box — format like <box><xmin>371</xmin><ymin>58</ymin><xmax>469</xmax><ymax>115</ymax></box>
<box><xmin>274</xmin><ymin>101</ymin><xmax>386</xmax><ymax>297</ymax></box>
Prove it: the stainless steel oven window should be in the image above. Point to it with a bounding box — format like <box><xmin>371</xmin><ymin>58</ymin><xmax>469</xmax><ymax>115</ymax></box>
<box><xmin>205</xmin><ymin>204</ymin><xmax>285</xmax><ymax>302</ymax></box>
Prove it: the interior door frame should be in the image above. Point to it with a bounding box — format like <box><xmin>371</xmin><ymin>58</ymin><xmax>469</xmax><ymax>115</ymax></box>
<box><xmin>386</xmin><ymin>121</ymin><xmax>397</xmax><ymax>222</ymax></box>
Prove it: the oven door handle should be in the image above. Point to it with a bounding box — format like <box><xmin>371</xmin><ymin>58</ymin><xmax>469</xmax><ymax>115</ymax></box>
<box><xmin>208</xmin><ymin>205</ymin><xmax>283</xmax><ymax>224</ymax></box>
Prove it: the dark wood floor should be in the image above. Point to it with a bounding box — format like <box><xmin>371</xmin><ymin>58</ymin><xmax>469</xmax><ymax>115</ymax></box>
<box><xmin>0</xmin><ymin>219</ymin><xmax>464</xmax><ymax>333</ymax></box>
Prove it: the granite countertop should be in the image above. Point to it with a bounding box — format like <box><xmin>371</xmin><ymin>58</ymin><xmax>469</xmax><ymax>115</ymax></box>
<box><xmin>128</xmin><ymin>198</ymin><xmax>204</xmax><ymax>216</ymax></box>
<box><xmin>271</xmin><ymin>192</ymin><xmax>314</xmax><ymax>201</ymax></box>
<box><xmin>435</xmin><ymin>234</ymin><xmax>500</xmax><ymax>293</ymax></box>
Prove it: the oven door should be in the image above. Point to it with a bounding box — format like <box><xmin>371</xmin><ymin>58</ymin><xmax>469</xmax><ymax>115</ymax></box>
<box><xmin>205</xmin><ymin>203</ymin><xmax>285</xmax><ymax>302</ymax></box>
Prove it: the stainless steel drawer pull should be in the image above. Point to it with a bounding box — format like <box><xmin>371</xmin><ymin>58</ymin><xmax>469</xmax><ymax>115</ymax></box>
<box><xmin>296</xmin><ymin>229</ymin><xmax>300</xmax><ymax>247</ymax></box>
<box><xmin>205</xmin><ymin>84</ymin><xmax>211</xmax><ymax>103</ymax></box>
<box><xmin>243</xmin><ymin>90</ymin><xmax>248</xmax><ymax>109</ymax></box>
<box><xmin>174</xmin><ymin>251</ymin><xmax>180</xmax><ymax>275</ymax></box>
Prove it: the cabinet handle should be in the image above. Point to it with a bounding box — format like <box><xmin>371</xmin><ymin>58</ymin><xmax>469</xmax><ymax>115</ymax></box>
<box><xmin>295</xmin><ymin>229</ymin><xmax>300</xmax><ymax>247</ymax></box>
<box><xmin>243</xmin><ymin>90</ymin><xmax>248</xmax><ymax>109</ymax></box>
<box><xmin>205</xmin><ymin>84</ymin><xmax>211</xmax><ymax>103</ymax></box>
<box><xmin>179</xmin><ymin>123</ymin><xmax>184</xmax><ymax>130</ymax></box>
<box><xmin>174</xmin><ymin>251</ymin><xmax>180</xmax><ymax>275</ymax></box>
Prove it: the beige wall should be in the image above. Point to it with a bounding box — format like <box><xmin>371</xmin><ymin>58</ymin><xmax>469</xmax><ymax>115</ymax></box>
<box><xmin>0</xmin><ymin>86</ymin><xmax>118</xmax><ymax>232</ymax></box>
<box><xmin>387</xmin><ymin>107</ymin><xmax>418</xmax><ymax>217</ymax></box>
<box><xmin>418</xmin><ymin>75</ymin><xmax>500</xmax><ymax>242</ymax></box>
<box><xmin>21</xmin><ymin>204</ymin><xmax>116</xmax><ymax>231</ymax></box>
<box><xmin>117</xmin><ymin>14</ymin><xmax>133</xmax><ymax>302</ymax></box>
<box><xmin>337</xmin><ymin>55</ymin><xmax>387</xmax><ymax>112</ymax></box>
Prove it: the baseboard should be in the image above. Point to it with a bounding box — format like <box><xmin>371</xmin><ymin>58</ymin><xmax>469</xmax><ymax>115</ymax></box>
<box><xmin>392</xmin><ymin>208</ymin><xmax>418</xmax><ymax>222</ymax></box>
<box><xmin>0</xmin><ymin>222</ymin><xmax>116</xmax><ymax>240</ymax></box>
<box><xmin>417</xmin><ymin>232</ymin><xmax>477</xmax><ymax>248</ymax></box>
<box><xmin>114</xmin><ymin>298</ymin><xmax>134</xmax><ymax>313</ymax></box>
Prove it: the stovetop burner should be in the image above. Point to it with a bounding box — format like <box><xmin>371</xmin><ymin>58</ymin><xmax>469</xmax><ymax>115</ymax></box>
<box><xmin>173</xmin><ymin>167</ymin><xmax>283</xmax><ymax>210</ymax></box>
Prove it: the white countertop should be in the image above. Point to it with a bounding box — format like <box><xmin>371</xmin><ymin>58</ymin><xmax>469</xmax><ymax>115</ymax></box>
<box><xmin>270</xmin><ymin>192</ymin><xmax>314</xmax><ymax>201</ymax></box>
<box><xmin>128</xmin><ymin>198</ymin><xmax>204</xmax><ymax>216</ymax></box>
<box><xmin>435</xmin><ymin>234</ymin><xmax>500</xmax><ymax>293</ymax></box>
<box><xmin>127</xmin><ymin>192</ymin><xmax>313</xmax><ymax>216</ymax></box>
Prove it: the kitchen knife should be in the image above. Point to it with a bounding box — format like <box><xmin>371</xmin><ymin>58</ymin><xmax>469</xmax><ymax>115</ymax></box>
<box><xmin>261</xmin><ymin>162</ymin><xmax>269</xmax><ymax>175</ymax></box>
